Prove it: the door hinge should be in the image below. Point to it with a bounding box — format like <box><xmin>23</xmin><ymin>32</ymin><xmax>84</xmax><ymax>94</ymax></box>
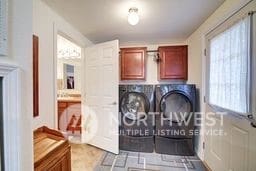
<box><xmin>204</xmin><ymin>49</ymin><xmax>207</xmax><ymax>56</ymax></box>
<box><xmin>203</xmin><ymin>142</ymin><xmax>205</xmax><ymax>149</ymax></box>
<box><xmin>204</xmin><ymin>96</ymin><xmax>206</xmax><ymax>103</ymax></box>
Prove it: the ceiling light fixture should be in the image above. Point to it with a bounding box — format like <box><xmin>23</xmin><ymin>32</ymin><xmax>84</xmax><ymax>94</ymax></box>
<box><xmin>128</xmin><ymin>7</ymin><xmax>139</xmax><ymax>26</ymax></box>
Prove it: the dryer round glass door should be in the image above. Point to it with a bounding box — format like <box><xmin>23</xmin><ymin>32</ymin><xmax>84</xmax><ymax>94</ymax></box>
<box><xmin>160</xmin><ymin>92</ymin><xmax>192</xmax><ymax>122</ymax></box>
<box><xmin>120</xmin><ymin>92</ymin><xmax>150</xmax><ymax>120</ymax></box>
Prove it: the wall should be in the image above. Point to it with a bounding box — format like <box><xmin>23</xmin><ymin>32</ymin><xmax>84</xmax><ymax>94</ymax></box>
<box><xmin>119</xmin><ymin>42</ymin><xmax>188</xmax><ymax>85</ymax></box>
<box><xmin>0</xmin><ymin>0</ymin><xmax>33</xmax><ymax>170</ymax></box>
<box><xmin>186</xmin><ymin>0</ymin><xmax>252</xmax><ymax>160</ymax></box>
<box><xmin>33</xmin><ymin>0</ymin><xmax>92</xmax><ymax>129</ymax></box>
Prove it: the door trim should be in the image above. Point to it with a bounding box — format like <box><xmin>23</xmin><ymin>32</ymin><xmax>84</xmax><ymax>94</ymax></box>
<box><xmin>53</xmin><ymin>23</ymin><xmax>86</xmax><ymax>131</ymax></box>
<box><xmin>0</xmin><ymin>64</ymin><xmax>21</xmax><ymax>171</ymax></box>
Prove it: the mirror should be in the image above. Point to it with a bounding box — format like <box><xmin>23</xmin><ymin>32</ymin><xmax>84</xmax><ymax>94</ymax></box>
<box><xmin>64</xmin><ymin>64</ymin><xmax>75</xmax><ymax>89</ymax></box>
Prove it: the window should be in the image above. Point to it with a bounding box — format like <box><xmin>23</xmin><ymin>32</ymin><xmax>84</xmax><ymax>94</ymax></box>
<box><xmin>208</xmin><ymin>17</ymin><xmax>250</xmax><ymax>114</ymax></box>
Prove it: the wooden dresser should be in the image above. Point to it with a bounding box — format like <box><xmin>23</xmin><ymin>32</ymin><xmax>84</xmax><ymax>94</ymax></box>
<box><xmin>34</xmin><ymin>126</ymin><xmax>71</xmax><ymax>171</ymax></box>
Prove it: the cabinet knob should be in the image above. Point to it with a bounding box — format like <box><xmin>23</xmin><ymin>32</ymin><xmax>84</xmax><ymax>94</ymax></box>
<box><xmin>109</xmin><ymin>102</ymin><xmax>117</xmax><ymax>105</ymax></box>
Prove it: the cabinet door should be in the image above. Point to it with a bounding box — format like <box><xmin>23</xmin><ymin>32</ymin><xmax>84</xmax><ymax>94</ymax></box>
<box><xmin>158</xmin><ymin>46</ymin><xmax>187</xmax><ymax>80</ymax></box>
<box><xmin>58</xmin><ymin>108</ymin><xmax>66</xmax><ymax>130</ymax></box>
<box><xmin>58</xmin><ymin>102</ymin><xmax>67</xmax><ymax>131</ymax></box>
<box><xmin>121</xmin><ymin>47</ymin><xmax>146</xmax><ymax>80</ymax></box>
<box><xmin>47</xmin><ymin>149</ymin><xmax>71</xmax><ymax>171</ymax></box>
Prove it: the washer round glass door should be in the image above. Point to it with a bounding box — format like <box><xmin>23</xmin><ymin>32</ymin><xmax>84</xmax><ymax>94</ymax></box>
<box><xmin>160</xmin><ymin>92</ymin><xmax>192</xmax><ymax>122</ymax></box>
<box><xmin>120</xmin><ymin>92</ymin><xmax>150</xmax><ymax>120</ymax></box>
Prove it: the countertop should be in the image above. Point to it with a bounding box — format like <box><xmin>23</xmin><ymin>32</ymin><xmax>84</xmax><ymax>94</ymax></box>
<box><xmin>57</xmin><ymin>97</ymin><xmax>81</xmax><ymax>102</ymax></box>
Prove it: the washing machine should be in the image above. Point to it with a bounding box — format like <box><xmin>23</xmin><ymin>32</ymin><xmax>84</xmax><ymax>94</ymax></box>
<box><xmin>155</xmin><ymin>84</ymin><xmax>196</xmax><ymax>155</ymax></box>
<box><xmin>119</xmin><ymin>85</ymin><xmax>155</xmax><ymax>152</ymax></box>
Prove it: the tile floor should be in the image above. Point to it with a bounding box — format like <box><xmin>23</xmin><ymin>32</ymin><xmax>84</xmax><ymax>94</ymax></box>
<box><xmin>94</xmin><ymin>151</ymin><xmax>207</xmax><ymax>171</ymax></box>
<box><xmin>71</xmin><ymin>143</ymin><xmax>208</xmax><ymax>171</ymax></box>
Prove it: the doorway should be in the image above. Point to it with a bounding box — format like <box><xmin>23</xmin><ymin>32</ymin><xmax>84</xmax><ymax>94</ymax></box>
<box><xmin>56</xmin><ymin>33</ymin><xmax>83</xmax><ymax>143</ymax></box>
<box><xmin>55</xmin><ymin>32</ymin><xmax>120</xmax><ymax>154</ymax></box>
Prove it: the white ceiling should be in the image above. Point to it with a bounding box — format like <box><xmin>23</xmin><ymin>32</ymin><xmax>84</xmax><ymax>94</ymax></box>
<box><xmin>43</xmin><ymin>0</ymin><xmax>225</xmax><ymax>45</ymax></box>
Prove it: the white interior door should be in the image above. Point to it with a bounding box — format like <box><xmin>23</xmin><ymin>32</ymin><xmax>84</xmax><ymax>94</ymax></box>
<box><xmin>82</xmin><ymin>40</ymin><xmax>119</xmax><ymax>154</ymax></box>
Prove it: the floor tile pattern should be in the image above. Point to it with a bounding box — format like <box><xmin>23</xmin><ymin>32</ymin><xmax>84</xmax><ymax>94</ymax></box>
<box><xmin>94</xmin><ymin>150</ymin><xmax>207</xmax><ymax>171</ymax></box>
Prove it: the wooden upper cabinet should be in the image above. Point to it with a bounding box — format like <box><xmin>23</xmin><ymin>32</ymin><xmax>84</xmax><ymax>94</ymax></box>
<box><xmin>158</xmin><ymin>46</ymin><xmax>188</xmax><ymax>80</ymax></box>
<box><xmin>120</xmin><ymin>47</ymin><xmax>146</xmax><ymax>80</ymax></box>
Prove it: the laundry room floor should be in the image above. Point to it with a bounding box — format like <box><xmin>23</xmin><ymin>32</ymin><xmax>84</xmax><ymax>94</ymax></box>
<box><xmin>71</xmin><ymin>143</ymin><xmax>208</xmax><ymax>171</ymax></box>
<box><xmin>71</xmin><ymin>143</ymin><xmax>104</xmax><ymax>171</ymax></box>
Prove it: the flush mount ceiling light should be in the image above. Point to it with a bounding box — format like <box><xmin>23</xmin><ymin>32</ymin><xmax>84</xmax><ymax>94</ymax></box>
<box><xmin>128</xmin><ymin>7</ymin><xmax>139</xmax><ymax>26</ymax></box>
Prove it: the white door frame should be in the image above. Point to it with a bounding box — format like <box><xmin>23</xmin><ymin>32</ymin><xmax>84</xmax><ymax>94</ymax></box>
<box><xmin>0</xmin><ymin>64</ymin><xmax>21</xmax><ymax>171</ymax></box>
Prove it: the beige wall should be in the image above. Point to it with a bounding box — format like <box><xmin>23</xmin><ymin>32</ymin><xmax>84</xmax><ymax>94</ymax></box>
<box><xmin>33</xmin><ymin>0</ymin><xmax>92</xmax><ymax>129</ymax></box>
<box><xmin>186</xmin><ymin>0</ymin><xmax>252</xmax><ymax>160</ymax></box>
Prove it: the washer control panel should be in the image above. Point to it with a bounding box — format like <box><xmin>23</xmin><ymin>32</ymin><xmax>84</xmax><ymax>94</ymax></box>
<box><xmin>119</xmin><ymin>85</ymin><xmax>154</xmax><ymax>93</ymax></box>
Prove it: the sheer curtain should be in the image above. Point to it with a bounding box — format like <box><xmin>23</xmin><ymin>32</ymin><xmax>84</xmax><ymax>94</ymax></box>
<box><xmin>208</xmin><ymin>16</ymin><xmax>250</xmax><ymax>114</ymax></box>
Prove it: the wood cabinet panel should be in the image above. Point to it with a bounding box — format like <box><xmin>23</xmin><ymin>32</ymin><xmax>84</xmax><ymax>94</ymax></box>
<box><xmin>58</xmin><ymin>102</ymin><xmax>67</xmax><ymax>108</ymax></box>
<box><xmin>58</xmin><ymin>100</ymin><xmax>81</xmax><ymax>134</ymax></box>
<box><xmin>58</xmin><ymin>108</ymin><xmax>66</xmax><ymax>130</ymax></box>
<box><xmin>34</xmin><ymin>126</ymin><xmax>71</xmax><ymax>171</ymax></box>
<box><xmin>121</xmin><ymin>47</ymin><xmax>146</xmax><ymax>80</ymax></box>
<box><xmin>68</xmin><ymin>101</ymin><xmax>81</xmax><ymax>105</ymax></box>
<box><xmin>158</xmin><ymin>46</ymin><xmax>188</xmax><ymax>80</ymax></box>
<box><xmin>47</xmin><ymin>149</ymin><xmax>71</xmax><ymax>171</ymax></box>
